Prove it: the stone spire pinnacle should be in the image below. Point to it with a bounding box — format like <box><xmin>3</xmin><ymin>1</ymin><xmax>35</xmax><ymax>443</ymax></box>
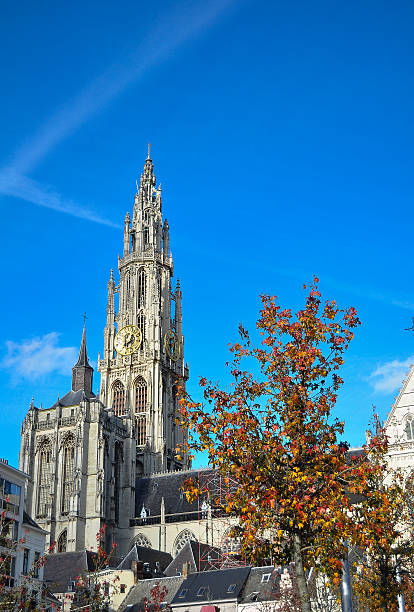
<box><xmin>72</xmin><ymin>320</ymin><xmax>94</xmax><ymax>394</ymax></box>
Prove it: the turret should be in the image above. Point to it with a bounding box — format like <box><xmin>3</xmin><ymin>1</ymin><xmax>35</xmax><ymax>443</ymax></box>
<box><xmin>72</xmin><ymin>324</ymin><xmax>93</xmax><ymax>395</ymax></box>
<box><xmin>124</xmin><ymin>212</ymin><xmax>131</xmax><ymax>256</ymax></box>
<box><xmin>163</xmin><ymin>219</ymin><xmax>169</xmax><ymax>260</ymax></box>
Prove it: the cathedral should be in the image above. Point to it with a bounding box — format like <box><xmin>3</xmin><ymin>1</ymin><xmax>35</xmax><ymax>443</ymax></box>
<box><xmin>19</xmin><ymin>148</ymin><xmax>414</xmax><ymax>564</ymax></box>
<box><xmin>19</xmin><ymin>150</ymin><xmax>214</xmax><ymax>559</ymax></box>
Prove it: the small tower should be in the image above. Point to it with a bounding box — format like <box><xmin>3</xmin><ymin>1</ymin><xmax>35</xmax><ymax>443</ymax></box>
<box><xmin>72</xmin><ymin>323</ymin><xmax>93</xmax><ymax>395</ymax></box>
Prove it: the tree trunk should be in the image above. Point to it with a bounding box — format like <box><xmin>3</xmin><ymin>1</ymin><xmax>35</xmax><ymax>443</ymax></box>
<box><xmin>292</xmin><ymin>532</ymin><xmax>312</xmax><ymax>612</ymax></box>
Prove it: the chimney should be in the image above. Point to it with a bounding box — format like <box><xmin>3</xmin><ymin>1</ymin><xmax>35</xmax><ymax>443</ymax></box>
<box><xmin>182</xmin><ymin>562</ymin><xmax>190</xmax><ymax>579</ymax></box>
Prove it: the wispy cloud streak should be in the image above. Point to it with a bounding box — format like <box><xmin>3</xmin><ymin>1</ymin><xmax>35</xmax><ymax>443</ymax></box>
<box><xmin>1</xmin><ymin>333</ymin><xmax>77</xmax><ymax>382</ymax></box>
<box><xmin>369</xmin><ymin>356</ymin><xmax>414</xmax><ymax>394</ymax></box>
<box><xmin>0</xmin><ymin>170</ymin><xmax>120</xmax><ymax>227</ymax></box>
<box><xmin>0</xmin><ymin>0</ymin><xmax>239</xmax><ymax>225</ymax></box>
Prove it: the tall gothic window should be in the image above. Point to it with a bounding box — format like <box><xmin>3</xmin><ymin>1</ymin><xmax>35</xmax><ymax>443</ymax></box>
<box><xmin>405</xmin><ymin>415</ymin><xmax>414</xmax><ymax>440</ymax></box>
<box><xmin>112</xmin><ymin>381</ymin><xmax>126</xmax><ymax>416</ymax></box>
<box><xmin>135</xmin><ymin>377</ymin><xmax>147</xmax><ymax>412</ymax></box>
<box><xmin>37</xmin><ymin>441</ymin><xmax>52</xmax><ymax>518</ymax></box>
<box><xmin>114</xmin><ymin>443</ymin><xmax>123</xmax><ymax>524</ymax></box>
<box><xmin>138</xmin><ymin>311</ymin><xmax>146</xmax><ymax>344</ymax></box>
<box><xmin>136</xmin><ymin>415</ymin><xmax>147</xmax><ymax>446</ymax></box>
<box><xmin>138</xmin><ymin>269</ymin><xmax>146</xmax><ymax>308</ymax></box>
<box><xmin>57</xmin><ymin>530</ymin><xmax>67</xmax><ymax>553</ymax></box>
<box><xmin>61</xmin><ymin>437</ymin><xmax>75</xmax><ymax>515</ymax></box>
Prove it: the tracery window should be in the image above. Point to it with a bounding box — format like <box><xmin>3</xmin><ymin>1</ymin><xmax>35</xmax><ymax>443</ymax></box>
<box><xmin>61</xmin><ymin>437</ymin><xmax>75</xmax><ymax>515</ymax></box>
<box><xmin>131</xmin><ymin>533</ymin><xmax>152</xmax><ymax>549</ymax></box>
<box><xmin>138</xmin><ymin>311</ymin><xmax>146</xmax><ymax>343</ymax></box>
<box><xmin>57</xmin><ymin>530</ymin><xmax>67</xmax><ymax>553</ymax></box>
<box><xmin>112</xmin><ymin>381</ymin><xmax>126</xmax><ymax>416</ymax></box>
<box><xmin>37</xmin><ymin>441</ymin><xmax>52</xmax><ymax>518</ymax></box>
<box><xmin>136</xmin><ymin>415</ymin><xmax>147</xmax><ymax>446</ymax></box>
<box><xmin>135</xmin><ymin>377</ymin><xmax>147</xmax><ymax>412</ymax></box>
<box><xmin>405</xmin><ymin>415</ymin><xmax>414</xmax><ymax>440</ymax></box>
<box><xmin>138</xmin><ymin>269</ymin><xmax>146</xmax><ymax>308</ymax></box>
<box><xmin>173</xmin><ymin>529</ymin><xmax>196</xmax><ymax>556</ymax></box>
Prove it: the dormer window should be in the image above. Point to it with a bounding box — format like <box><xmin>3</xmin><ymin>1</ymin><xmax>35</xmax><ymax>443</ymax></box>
<box><xmin>261</xmin><ymin>573</ymin><xmax>271</xmax><ymax>583</ymax></box>
<box><xmin>405</xmin><ymin>415</ymin><xmax>414</xmax><ymax>440</ymax></box>
<box><xmin>197</xmin><ymin>587</ymin><xmax>207</xmax><ymax>597</ymax></box>
<box><xmin>227</xmin><ymin>584</ymin><xmax>236</xmax><ymax>593</ymax></box>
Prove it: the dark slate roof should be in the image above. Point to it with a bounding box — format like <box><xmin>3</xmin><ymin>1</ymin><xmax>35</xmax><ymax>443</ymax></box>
<box><xmin>164</xmin><ymin>541</ymin><xmax>221</xmax><ymax>577</ymax></box>
<box><xmin>119</xmin><ymin>576</ymin><xmax>184</xmax><ymax>612</ymax></box>
<box><xmin>135</xmin><ymin>469</ymin><xmax>213</xmax><ymax>518</ymax></box>
<box><xmin>239</xmin><ymin>566</ymin><xmax>282</xmax><ymax>603</ymax></box>
<box><xmin>44</xmin><ymin>550</ymin><xmax>95</xmax><ymax>593</ymax></box>
<box><xmin>170</xmin><ymin>566</ymin><xmax>251</xmax><ymax>605</ymax></box>
<box><xmin>117</xmin><ymin>545</ymin><xmax>172</xmax><ymax>573</ymax></box>
<box><xmin>50</xmin><ymin>388</ymin><xmax>96</xmax><ymax>409</ymax></box>
<box><xmin>23</xmin><ymin>510</ymin><xmax>46</xmax><ymax>532</ymax></box>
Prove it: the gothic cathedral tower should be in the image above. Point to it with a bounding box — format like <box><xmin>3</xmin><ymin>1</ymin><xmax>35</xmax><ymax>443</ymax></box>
<box><xmin>98</xmin><ymin>148</ymin><xmax>189</xmax><ymax>476</ymax></box>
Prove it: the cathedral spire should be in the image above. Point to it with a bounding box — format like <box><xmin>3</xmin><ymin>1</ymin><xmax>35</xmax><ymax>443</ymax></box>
<box><xmin>72</xmin><ymin>321</ymin><xmax>93</xmax><ymax>395</ymax></box>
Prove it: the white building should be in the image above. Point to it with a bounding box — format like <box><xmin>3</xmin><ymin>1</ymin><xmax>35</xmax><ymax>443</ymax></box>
<box><xmin>0</xmin><ymin>458</ymin><xmax>47</xmax><ymax>589</ymax></box>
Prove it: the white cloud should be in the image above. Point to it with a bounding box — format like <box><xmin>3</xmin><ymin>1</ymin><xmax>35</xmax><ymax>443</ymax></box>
<box><xmin>1</xmin><ymin>333</ymin><xmax>77</xmax><ymax>381</ymax></box>
<box><xmin>369</xmin><ymin>356</ymin><xmax>414</xmax><ymax>394</ymax></box>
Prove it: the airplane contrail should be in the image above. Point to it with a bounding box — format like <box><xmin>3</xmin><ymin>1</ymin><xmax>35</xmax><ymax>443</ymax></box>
<box><xmin>0</xmin><ymin>0</ymin><xmax>240</xmax><ymax>226</ymax></box>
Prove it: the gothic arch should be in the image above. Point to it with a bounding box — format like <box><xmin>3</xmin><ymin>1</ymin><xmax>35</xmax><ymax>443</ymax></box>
<box><xmin>57</xmin><ymin>530</ymin><xmax>67</xmax><ymax>553</ymax></box>
<box><xmin>129</xmin><ymin>533</ymin><xmax>152</xmax><ymax>550</ymax></box>
<box><xmin>61</xmin><ymin>435</ymin><xmax>75</xmax><ymax>515</ymax></box>
<box><xmin>36</xmin><ymin>439</ymin><xmax>52</xmax><ymax>518</ymax></box>
<box><xmin>405</xmin><ymin>414</ymin><xmax>414</xmax><ymax>441</ymax></box>
<box><xmin>112</xmin><ymin>380</ymin><xmax>126</xmax><ymax>417</ymax></box>
<box><xmin>134</xmin><ymin>376</ymin><xmax>147</xmax><ymax>413</ymax></box>
<box><xmin>137</xmin><ymin>268</ymin><xmax>147</xmax><ymax>308</ymax></box>
<box><xmin>173</xmin><ymin>529</ymin><xmax>196</xmax><ymax>557</ymax></box>
<box><xmin>137</xmin><ymin>311</ymin><xmax>146</xmax><ymax>344</ymax></box>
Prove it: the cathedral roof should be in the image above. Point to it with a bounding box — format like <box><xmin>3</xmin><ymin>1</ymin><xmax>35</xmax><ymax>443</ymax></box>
<box><xmin>50</xmin><ymin>388</ymin><xmax>96</xmax><ymax>409</ymax></box>
<box><xmin>134</xmin><ymin>469</ymin><xmax>214</xmax><ymax>518</ymax></box>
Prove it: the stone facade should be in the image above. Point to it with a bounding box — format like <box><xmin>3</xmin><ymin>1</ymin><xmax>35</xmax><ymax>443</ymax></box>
<box><xmin>19</xmin><ymin>151</ymin><xmax>190</xmax><ymax>557</ymax></box>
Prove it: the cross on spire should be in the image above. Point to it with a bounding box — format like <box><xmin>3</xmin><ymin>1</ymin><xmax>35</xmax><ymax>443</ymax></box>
<box><xmin>83</xmin><ymin>312</ymin><xmax>88</xmax><ymax>327</ymax></box>
<box><xmin>147</xmin><ymin>143</ymin><xmax>151</xmax><ymax>159</ymax></box>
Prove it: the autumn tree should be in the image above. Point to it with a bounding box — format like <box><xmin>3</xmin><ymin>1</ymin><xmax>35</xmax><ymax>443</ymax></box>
<box><xmin>351</xmin><ymin>422</ymin><xmax>414</xmax><ymax>612</ymax></box>
<box><xmin>178</xmin><ymin>278</ymin><xmax>373</xmax><ymax>611</ymax></box>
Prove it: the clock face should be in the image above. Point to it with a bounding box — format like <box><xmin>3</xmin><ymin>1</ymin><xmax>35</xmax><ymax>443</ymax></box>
<box><xmin>114</xmin><ymin>325</ymin><xmax>142</xmax><ymax>356</ymax></box>
<box><xmin>164</xmin><ymin>330</ymin><xmax>180</xmax><ymax>361</ymax></box>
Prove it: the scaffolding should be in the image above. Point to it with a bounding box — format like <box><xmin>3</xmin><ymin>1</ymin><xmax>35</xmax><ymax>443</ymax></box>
<box><xmin>194</xmin><ymin>469</ymin><xmax>249</xmax><ymax>571</ymax></box>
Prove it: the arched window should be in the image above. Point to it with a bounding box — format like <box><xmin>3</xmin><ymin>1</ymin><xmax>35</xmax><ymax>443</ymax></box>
<box><xmin>57</xmin><ymin>530</ymin><xmax>67</xmax><ymax>553</ymax></box>
<box><xmin>405</xmin><ymin>415</ymin><xmax>414</xmax><ymax>440</ymax></box>
<box><xmin>61</xmin><ymin>436</ymin><xmax>75</xmax><ymax>515</ymax></box>
<box><xmin>37</xmin><ymin>441</ymin><xmax>52</xmax><ymax>518</ymax></box>
<box><xmin>138</xmin><ymin>311</ymin><xmax>146</xmax><ymax>344</ymax></box>
<box><xmin>138</xmin><ymin>269</ymin><xmax>146</xmax><ymax>308</ymax></box>
<box><xmin>173</xmin><ymin>529</ymin><xmax>196</xmax><ymax>556</ymax></box>
<box><xmin>112</xmin><ymin>381</ymin><xmax>126</xmax><ymax>416</ymax></box>
<box><xmin>135</xmin><ymin>377</ymin><xmax>147</xmax><ymax>412</ymax></box>
<box><xmin>130</xmin><ymin>533</ymin><xmax>152</xmax><ymax>550</ymax></box>
<box><xmin>136</xmin><ymin>415</ymin><xmax>147</xmax><ymax>447</ymax></box>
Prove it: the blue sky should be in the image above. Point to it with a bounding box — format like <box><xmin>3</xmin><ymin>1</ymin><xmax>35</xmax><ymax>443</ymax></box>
<box><xmin>1</xmin><ymin>0</ymin><xmax>414</xmax><ymax>467</ymax></box>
